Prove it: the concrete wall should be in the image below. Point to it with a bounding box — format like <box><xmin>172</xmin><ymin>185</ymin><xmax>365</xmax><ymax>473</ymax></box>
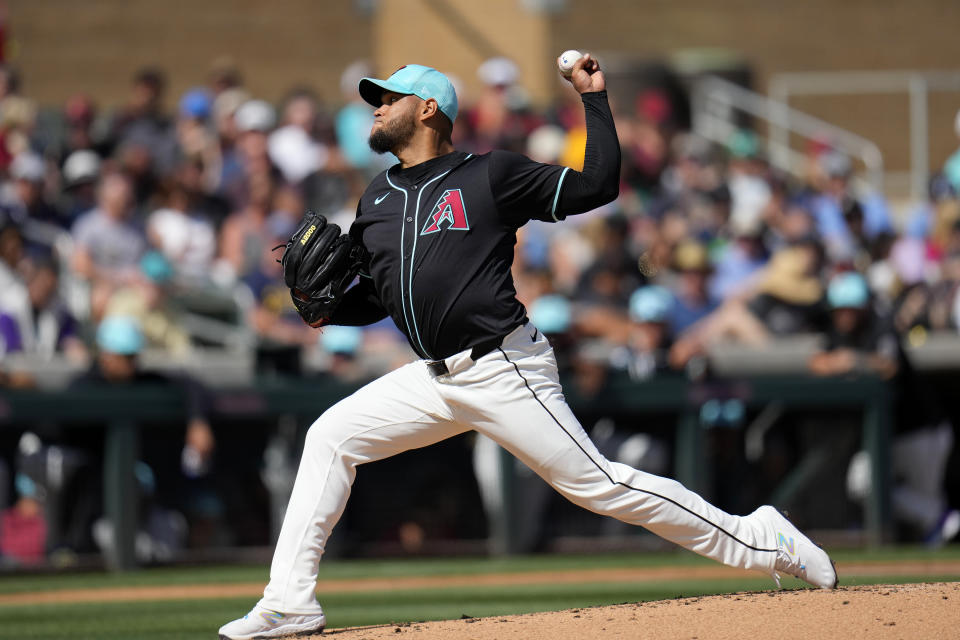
<box><xmin>550</xmin><ymin>0</ymin><xmax>960</xmax><ymax>173</ymax></box>
<box><xmin>7</xmin><ymin>0</ymin><xmax>960</xmax><ymax>173</ymax></box>
<box><xmin>8</xmin><ymin>0</ymin><xmax>373</xmax><ymax>108</ymax></box>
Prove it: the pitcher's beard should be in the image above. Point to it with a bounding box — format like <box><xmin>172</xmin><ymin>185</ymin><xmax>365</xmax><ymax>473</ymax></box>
<box><xmin>369</xmin><ymin>113</ymin><xmax>416</xmax><ymax>154</ymax></box>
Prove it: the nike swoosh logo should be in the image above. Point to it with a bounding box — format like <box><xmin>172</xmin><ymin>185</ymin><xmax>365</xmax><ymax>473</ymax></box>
<box><xmin>374</xmin><ymin>193</ymin><xmax>390</xmax><ymax>205</ymax></box>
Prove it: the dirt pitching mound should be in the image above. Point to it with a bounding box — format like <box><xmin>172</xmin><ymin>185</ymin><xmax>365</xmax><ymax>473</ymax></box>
<box><xmin>321</xmin><ymin>582</ymin><xmax>960</xmax><ymax>639</ymax></box>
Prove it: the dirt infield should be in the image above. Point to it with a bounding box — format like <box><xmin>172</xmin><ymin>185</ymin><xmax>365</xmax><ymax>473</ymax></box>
<box><xmin>323</xmin><ymin>582</ymin><xmax>960</xmax><ymax>639</ymax></box>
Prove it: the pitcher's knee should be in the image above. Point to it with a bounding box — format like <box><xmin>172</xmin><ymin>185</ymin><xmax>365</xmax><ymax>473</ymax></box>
<box><xmin>303</xmin><ymin>408</ymin><xmax>345</xmax><ymax>451</ymax></box>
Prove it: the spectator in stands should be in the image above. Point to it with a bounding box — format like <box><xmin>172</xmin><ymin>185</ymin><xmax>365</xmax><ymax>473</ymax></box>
<box><xmin>809</xmin><ymin>151</ymin><xmax>892</xmax><ymax>262</ymax></box>
<box><xmin>528</xmin><ymin>293</ymin><xmax>576</xmax><ymax>373</ymax></box>
<box><xmin>0</xmin><ymin>152</ymin><xmax>59</xmax><ymax>227</ymax></box>
<box><xmin>175</xmin><ymin>88</ymin><xmax>219</xmax><ymax>183</ymax></box>
<box><xmin>74</xmin><ymin>315</ymin><xmax>217</xmax><ymax>554</ymax></box>
<box><xmin>0</xmin><ymin>256</ymin><xmax>86</xmax><ymax>361</ymax></box>
<box><xmin>574</xmin><ymin>214</ymin><xmax>644</xmax><ymax>307</ymax></box>
<box><xmin>55</xmin><ymin>94</ymin><xmax>100</xmax><ymax>164</ymax></box>
<box><xmin>611</xmin><ymin>285</ymin><xmax>677</xmax><ymax>381</ymax></box>
<box><xmin>0</xmin><ymin>95</ymin><xmax>37</xmax><ymax>172</ymax></box>
<box><xmin>218</xmin><ymin>169</ymin><xmax>274</xmax><ymax>281</ymax></box>
<box><xmin>466</xmin><ymin>57</ymin><xmax>536</xmax><ymax>155</ymax></box>
<box><xmin>0</xmin><ymin>220</ymin><xmax>25</xmax><ymax>309</ymax></box>
<box><xmin>335</xmin><ymin>60</ymin><xmax>392</xmax><ymax>174</ymax></box>
<box><xmin>808</xmin><ymin>271</ymin><xmax>896</xmax><ymax>378</ymax></box>
<box><xmin>59</xmin><ymin>149</ymin><xmax>101</xmax><ymax>224</ymax></box>
<box><xmin>316</xmin><ymin>325</ymin><xmax>366</xmax><ymax>382</ymax></box>
<box><xmin>71</xmin><ymin>172</ymin><xmax>145</xmax><ymax>319</ymax></box>
<box><xmin>147</xmin><ymin>162</ymin><xmax>218</xmax><ymax>285</ymax></box>
<box><xmin>231</xmin><ymin>99</ymin><xmax>276</xmax><ymax>204</ymax></box>
<box><xmin>943</xmin><ymin>108</ymin><xmax>960</xmax><ymax>194</ymax></box>
<box><xmin>667</xmin><ymin>235</ymin><xmax>828</xmax><ymax>364</ymax></box>
<box><xmin>88</xmin><ymin>316</ymin><xmax>213</xmax><ymax>474</ymax></box>
<box><xmin>0</xmin><ymin>153</ymin><xmax>63</xmax><ymax>261</ymax></box>
<box><xmin>810</xmin><ymin>272</ymin><xmax>960</xmax><ymax>544</ymax></box>
<box><xmin>268</xmin><ymin>88</ymin><xmax>329</xmax><ymax>185</ymax></box>
<box><xmin>0</xmin><ymin>467</ymin><xmax>47</xmax><ymax>565</ymax></box>
<box><xmin>747</xmin><ymin>237</ymin><xmax>828</xmax><ymax>335</ymax></box>
<box><xmin>665</xmin><ymin>239</ymin><xmax>718</xmax><ymax>334</ymax></box>
<box><xmin>710</xmin><ymin>215</ymin><xmax>768</xmax><ymax>301</ymax></box>
<box><xmin>106</xmin><ymin>68</ymin><xmax>174</xmax><ymax>168</ymax></box>
<box><xmin>104</xmin><ymin>251</ymin><xmax>192</xmax><ymax>357</ymax></box>
<box><xmin>210</xmin><ymin>88</ymin><xmax>251</xmax><ymax>205</ymax></box>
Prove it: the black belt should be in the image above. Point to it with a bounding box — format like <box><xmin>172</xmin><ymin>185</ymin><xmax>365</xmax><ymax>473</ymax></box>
<box><xmin>426</xmin><ymin>319</ymin><xmax>528</xmax><ymax>377</ymax></box>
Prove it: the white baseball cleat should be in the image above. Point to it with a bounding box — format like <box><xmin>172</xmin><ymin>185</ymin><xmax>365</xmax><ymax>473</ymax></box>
<box><xmin>755</xmin><ymin>505</ymin><xmax>838</xmax><ymax>589</ymax></box>
<box><xmin>218</xmin><ymin>604</ymin><xmax>326</xmax><ymax>639</ymax></box>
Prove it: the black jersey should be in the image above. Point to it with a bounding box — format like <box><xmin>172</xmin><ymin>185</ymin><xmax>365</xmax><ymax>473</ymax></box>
<box><xmin>333</xmin><ymin>91</ymin><xmax>620</xmax><ymax>360</ymax></box>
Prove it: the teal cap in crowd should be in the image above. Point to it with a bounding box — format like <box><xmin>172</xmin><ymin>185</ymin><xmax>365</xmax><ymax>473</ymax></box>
<box><xmin>321</xmin><ymin>325</ymin><xmax>363</xmax><ymax>356</ymax></box>
<box><xmin>827</xmin><ymin>272</ymin><xmax>869</xmax><ymax>309</ymax></box>
<box><xmin>629</xmin><ymin>286</ymin><xmax>674</xmax><ymax>323</ymax></box>
<box><xmin>529</xmin><ymin>295</ymin><xmax>571</xmax><ymax>334</ymax></box>
<box><xmin>359</xmin><ymin>64</ymin><xmax>458</xmax><ymax>124</ymax></box>
<box><xmin>97</xmin><ymin>315</ymin><xmax>144</xmax><ymax>355</ymax></box>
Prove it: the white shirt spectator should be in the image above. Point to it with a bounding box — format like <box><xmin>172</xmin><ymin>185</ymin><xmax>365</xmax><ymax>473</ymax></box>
<box><xmin>148</xmin><ymin>207</ymin><xmax>217</xmax><ymax>283</ymax></box>
<box><xmin>268</xmin><ymin>124</ymin><xmax>329</xmax><ymax>184</ymax></box>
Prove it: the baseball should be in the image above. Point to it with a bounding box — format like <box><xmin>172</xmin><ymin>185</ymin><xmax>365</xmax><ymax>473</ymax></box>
<box><xmin>558</xmin><ymin>50</ymin><xmax>583</xmax><ymax>77</ymax></box>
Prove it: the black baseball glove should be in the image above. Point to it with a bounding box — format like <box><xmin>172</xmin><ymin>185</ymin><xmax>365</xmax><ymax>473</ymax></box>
<box><xmin>280</xmin><ymin>211</ymin><xmax>367</xmax><ymax>327</ymax></box>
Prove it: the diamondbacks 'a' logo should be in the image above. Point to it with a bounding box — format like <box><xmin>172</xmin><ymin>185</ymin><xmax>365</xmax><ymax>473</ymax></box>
<box><xmin>777</xmin><ymin>532</ymin><xmax>795</xmax><ymax>555</ymax></box>
<box><xmin>421</xmin><ymin>189</ymin><xmax>469</xmax><ymax>235</ymax></box>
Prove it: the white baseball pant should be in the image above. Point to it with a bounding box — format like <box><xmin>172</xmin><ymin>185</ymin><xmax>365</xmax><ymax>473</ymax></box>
<box><xmin>260</xmin><ymin>323</ymin><xmax>780</xmax><ymax>613</ymax></box>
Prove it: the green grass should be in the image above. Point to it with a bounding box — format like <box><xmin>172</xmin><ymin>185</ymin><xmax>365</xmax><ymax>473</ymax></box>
<box><xmin>0</xmin><ymin>547</ymin><xmax>957</xmax><ymax>639</ymax></box>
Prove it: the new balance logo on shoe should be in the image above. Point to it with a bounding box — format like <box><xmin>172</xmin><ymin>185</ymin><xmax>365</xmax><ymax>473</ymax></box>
<box><xmin>259</xmin><ymin>610</ymin><xmax>284</xmax><ymax>625</ymax></box>
<box><xmin>777</xmin><ymin>532</ymin><xmax>795</xmax><ymax>555</ymax></box>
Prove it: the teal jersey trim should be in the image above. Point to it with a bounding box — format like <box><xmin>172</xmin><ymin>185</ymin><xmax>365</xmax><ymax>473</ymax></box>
<box><xmin>550</xmin><ymin>167</ymin><xmax>571</xmax><ymax>222</ymax></box>
<box><xmin>384</xmin><ymin>170</ymin><xmax>414</xmax><ymax>347</ymax></box>
<box><xmin>408</xmin><ymin>169</ymin><xmax>452</xmax><ymax>358</ymax></box>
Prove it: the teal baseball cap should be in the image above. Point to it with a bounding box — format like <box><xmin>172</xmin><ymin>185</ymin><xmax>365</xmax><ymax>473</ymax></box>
<box><xmin>827</xmin><ymin>272</ymin><xmax>869</xmax><ymax>309</ymax></box>
<box><xmin>629</xmin><ymin>286</ymin><xmax>675</xmax><ymax>323</ymax></box>
<box><xmin>529</xmin><ymin>295</ymin><xmax>572</xmax><ymax>334</ymax></box>
<box><xmin>97</xmin><ymin>315</ymin><xmax>144</xmax><ymax>355</ymax></box>
<box><xmin>359</xmin><ymin>64</ymin><xmax>458</xmax><ymax>124</ymax></box>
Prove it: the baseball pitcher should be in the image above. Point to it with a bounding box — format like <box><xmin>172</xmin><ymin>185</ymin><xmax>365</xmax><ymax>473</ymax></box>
<box><xmin>219</xmin><ymin>54</ymin><xmax>837</xmax><ymax>639</ymax></box>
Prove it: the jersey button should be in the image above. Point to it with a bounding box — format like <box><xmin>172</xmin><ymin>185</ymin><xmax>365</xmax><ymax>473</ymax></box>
<box><xmin>406</xmin><ymin>217</ymin><xmax>413</xmax><ymax>222</ymax></box>
<box><xmin>411</xmin><ymin>185</ymin><xmax>418</xmax><ymax>190</ymax></box>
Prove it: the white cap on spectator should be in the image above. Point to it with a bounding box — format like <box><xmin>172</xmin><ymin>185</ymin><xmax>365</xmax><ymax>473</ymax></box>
<box><xmin>214</xmin><ymin>88</ymin><xmax>251</xmax><ymax>121</ymax></box>
<box><xmin>62</xmin><ymin>149</ymin><xmax>101</xmax><ymax>186</ymax></box>
<box><xmin>269</xmin><ymin>126</ymin><xmax>326</xmax><ymax>183</ymax></box>
<box><xmin>10</xmin><ymin>152</ymin><xmax>44</xmax><ymax>182</ymax></box>
<box><xmin>235</xmin><ymin>99</ymin><xmax>276</xmax><ymax>133</ymax></box>
<box><xmin>526</xmin><ymin>125</ymin><xmax>566</xmax><ymax>164</ymax></box>
<box><xmin>477</xmin><ymin>57</ymin><xmax>518</xmax><ymax>87</ymax></box>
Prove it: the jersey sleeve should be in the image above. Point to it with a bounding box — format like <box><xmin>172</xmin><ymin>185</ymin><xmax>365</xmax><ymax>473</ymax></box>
<box><xmin>488</xmin><ymin>150</ymin><xmax>568</xmax><ymax>225</ymax></box>
<box><xmin>490</xmin><ymin>91</ymin><xmax>620</xmax><ymax>226</ymax></box>
<box><xmin>331</xmin><ymin>203</ymin><xmax>388</xmax><ymax>326</ymax></box>
<box><xmin>328</xmin><ymin>278</ymin><xmax>387</xmax><ymax>326</ymax></box>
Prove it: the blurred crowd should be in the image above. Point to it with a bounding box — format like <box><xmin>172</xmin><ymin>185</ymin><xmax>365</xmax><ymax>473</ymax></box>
<box><xmin>1</xmin><ymin>57</ymin><xmax>960</xmax><ymax>383</ymax></box>
<box><xmin>2</xmin><ymin>55</ymin><xmax>960</xmax><ymax>562</ymax></box>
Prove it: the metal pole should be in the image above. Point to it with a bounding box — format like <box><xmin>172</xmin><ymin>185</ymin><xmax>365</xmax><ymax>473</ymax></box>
<box><xmin>768</xmin><ymin>78</ymin><xmax>792</xmax><ymax>173</ymax></box>
<box><xmin>863</xmin><ymin>385</ymin><xmax>892</xmax><ymax>547</ymax></box>
<box><xmin>675</xmin><ymin>406</ymin><xmax>705</xmax><ymax>495</ymax></box>
<box><xmin>104</xmin><ymin>420</ymin><xmax>139</xmax><ymax>571</ymax></box>
<box><xmin>909</xmin><ymin>74</ymin><xmax>930</xmax><ymax>202</ymax></box>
